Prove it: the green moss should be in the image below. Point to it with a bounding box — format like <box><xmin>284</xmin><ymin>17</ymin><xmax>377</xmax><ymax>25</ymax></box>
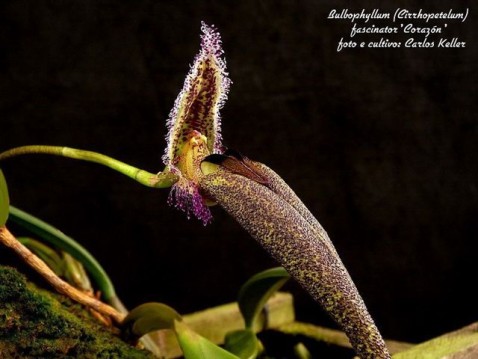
<box><xmin>0</xmin><ymin>266</ymin><xmax>155</xmax><ymax>358</ymax></box>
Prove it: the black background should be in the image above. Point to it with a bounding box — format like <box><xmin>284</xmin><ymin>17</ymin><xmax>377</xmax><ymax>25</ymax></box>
<box><xmin>0</xmin><ymin>1</ymin><xmax>476</xmax><ymax>345</ymax></box>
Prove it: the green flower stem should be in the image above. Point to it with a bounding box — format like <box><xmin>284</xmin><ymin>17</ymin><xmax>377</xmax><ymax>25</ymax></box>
<box><xmin>0</xmin><ymin>145</ymin><xmax>178</xmax><ymax>188</ymax></box>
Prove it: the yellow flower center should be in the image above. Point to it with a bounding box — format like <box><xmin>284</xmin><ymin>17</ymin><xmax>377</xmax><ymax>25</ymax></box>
<box><xmin>176</xmin><ymin>130</ymin><xmax>210</xmax><ymax>183</ymax></box>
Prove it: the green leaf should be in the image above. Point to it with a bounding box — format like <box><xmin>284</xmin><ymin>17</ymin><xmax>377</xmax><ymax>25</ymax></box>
<box><xmin>294</xmin><ymin>342</ymin><xmax>312</xmax><ymax>359</ymax></box>
<box><xmin>63</xmin><ymin>252</ymin><xmax>92</xmax><ymax>291</ymax></box>
<box><xmin>17</xmin><ymin>237</ymin><xmax>65</xmax><ymax>276</ymax></box>
<box><xmin>0</xmin><ymin>169</ymin><xmax>9</xmax><ymax>226</ymax></box>
<box><xmin>224</xmin><ymin>329</ymin><xmax>262</xmax><ymax>359</ymax></box>
<box><xmin>174</xmin><ymin>320</ymin><xmax>240</xmax><ymax>359</ymax></box>
<box><xmin>122</xmin><ymin>302</ymin><xmax>182</xmax><ymax>341</ymax></box>
<box><xmin>238</xmin><ymin>267</ymin><xmax>290</xmax><ymax>329</ymax></box>
<box><xmin>8</xmin><ymin>206</ymin><xmax>118</xmax><ymax>303</ymax></box>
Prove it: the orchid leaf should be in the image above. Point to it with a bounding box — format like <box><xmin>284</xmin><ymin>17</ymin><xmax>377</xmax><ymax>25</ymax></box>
<box><xmin>0</xmin><ymin>169</ymin><xmax>9</xmax><ymax>226</ymax></box>
<box><xmin>63</xmin><ymin>252</ymin><xmax>92</xmax><ymax>291</ymax></box>
<box><xmin>224</xmin><ymin>329</ymin><xmax>262</xmax><ymax>359</ymax></box>
<box><xmin>18</xmin><ymin>237</ymin><xmax>93</xmax><ymax>291</ymax></box>
<box><xmin>294</xmin><ymin>342</ymin><xmax>312</xmax><ymax>359</ymax></box>
<box><xmin>174</xmin><ymin>319</ymin><xmax>240</xmax><ymax>359</ymax></box>
<box><xmin>17</xmin><ymin>237</ymin><xmax>65</xmax><ymax>276</ymax></box>
<box><xmin>122</xmin><ymin>302</ymin><xmax>182</xmax><ymax>341</ymax></box>
<box><xmin>8</xmin><ymin>206</ymin><xmax>118</xmax><ymax>304</ymax></box>
<box><xmin>124</xmin><ymin>304</ymin><xmax>240</xmax><ymax>358</ymax></box>
<box><xmin>238</xmin><ymin>267</ymin><xmax>290</xmax><ymax>329</ymax></box>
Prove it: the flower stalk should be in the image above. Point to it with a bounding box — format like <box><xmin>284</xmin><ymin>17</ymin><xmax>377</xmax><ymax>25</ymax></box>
<box><xmin>0</xmin><ymin>145</ymin><xmax>178</xmax><ymax>188</ymax></box>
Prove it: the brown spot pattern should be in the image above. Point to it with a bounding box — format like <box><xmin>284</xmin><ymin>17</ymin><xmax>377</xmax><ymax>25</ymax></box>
<box><xmin>200</xmin><ymin>171</ymin><xmax>391</xmax><ymax>359</ymax></box>
<box><xmin>172</xmin><ymin>57</ymin><xmax>221</xmax><ymax>161</ymax></box>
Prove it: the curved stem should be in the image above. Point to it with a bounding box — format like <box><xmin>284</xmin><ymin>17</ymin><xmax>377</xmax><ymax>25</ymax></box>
<box><xmin>0</xmin><ymin>145</ymin><xmax>178</xmax><ymax>188</ymax></box>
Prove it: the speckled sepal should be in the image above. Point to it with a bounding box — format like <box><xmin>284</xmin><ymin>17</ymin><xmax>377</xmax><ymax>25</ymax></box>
<box><xmin>200</xmin><ymin>170</ymin><xmax>391</xmax><ymax>359</ymax></box>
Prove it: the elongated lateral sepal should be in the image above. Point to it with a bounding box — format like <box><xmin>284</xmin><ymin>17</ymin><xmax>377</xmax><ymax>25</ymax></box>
<box><xmin>240</xmin><ymin>160</ymin><xmax>337</xmax><ymax>254</ymax></box>
<box><xmin>202</xmin><ymin>153</ymin><xmax>270</xmax><ymax>187</ymax></box>
<box><xmin>199</xmin><ymin>171</ymin><xmax>391</xmax><ymax>359</ymax></box>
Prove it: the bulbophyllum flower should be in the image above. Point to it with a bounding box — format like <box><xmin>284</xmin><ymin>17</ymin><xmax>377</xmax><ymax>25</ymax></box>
<box><xmin>163</xmin><ymin>22</ymin><xmax>230</xmax><ymax>225</ymax></box>
<box><xmin>161</xmin><ymin>22</ymin><xmax>390</xmax><ymax>359</ymax></box>
<box><xmin>0</xmin><ymin>20</ymin><xmax>391</xmax><ymax>359</ymax></box>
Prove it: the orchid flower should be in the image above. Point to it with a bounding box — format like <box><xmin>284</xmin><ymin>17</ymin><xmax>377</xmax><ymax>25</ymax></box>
<box><xmin>0</xmin><ymin>22</ymin><xmax>391</xmax><ymax>359</ymax></box>
<box><xmin>161</xmin><ymin>22</ymin><xmax>391</xmax><ymax>359</ymax></box>
<box><xmin>162</xmin><ymin>22</ymin><xmax>230</xmax><ymax>225</ymax></box>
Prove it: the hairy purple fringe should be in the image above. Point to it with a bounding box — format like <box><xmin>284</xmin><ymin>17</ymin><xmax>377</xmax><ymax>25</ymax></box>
<box><xmin>167</xmin><ymin>179</ymin><xmax>212</xmax><ymax>226</ymax></box>
<box><xmin>163</xmin><ymin>22</ymin><xmax>230</xmax><ymax>167</ymax></box>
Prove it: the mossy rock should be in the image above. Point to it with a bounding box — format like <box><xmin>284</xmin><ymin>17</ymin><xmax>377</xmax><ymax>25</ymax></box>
<box><xmin>0</xmin><ymin>265</ymin><xmax>155</xmax><ymax>358</ymax></box>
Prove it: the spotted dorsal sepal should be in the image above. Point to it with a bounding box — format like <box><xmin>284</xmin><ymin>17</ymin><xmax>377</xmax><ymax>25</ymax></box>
<box><xmin>163</xmin><ymin>22</ymin><xmax>231</xmax><ymax>168</ymax></box>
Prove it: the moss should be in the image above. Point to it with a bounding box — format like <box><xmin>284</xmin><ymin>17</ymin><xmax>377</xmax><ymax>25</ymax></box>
<box><xmin>0</xmin><ymin>265</ymin><xmax>155</xmax><ymax>358</ymax></box>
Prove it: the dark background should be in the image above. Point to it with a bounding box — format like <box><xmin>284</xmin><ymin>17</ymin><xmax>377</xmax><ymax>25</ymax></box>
<box><xmin>0</xmin><ymin>0</ymin><xmax>476</xmax><ymax>345</ymax></box>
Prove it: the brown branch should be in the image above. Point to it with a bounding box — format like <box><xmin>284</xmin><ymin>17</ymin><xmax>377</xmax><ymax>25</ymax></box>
<box><xmin>0</xmin><ymin>226</ymin><xmax>125</xmax><ymax>324</ymax></box>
